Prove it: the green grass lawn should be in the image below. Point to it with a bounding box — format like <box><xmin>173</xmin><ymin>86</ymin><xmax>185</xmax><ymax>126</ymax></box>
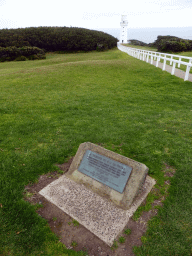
<box><xmin>0</xmin><ymin>48</ymin><xmax>192</xmax><ymax>255</ymax></box>
<box><xmin>123</xmin><ymin>43</ymin><xmax>158</xmax><ymax>52</ymax></box>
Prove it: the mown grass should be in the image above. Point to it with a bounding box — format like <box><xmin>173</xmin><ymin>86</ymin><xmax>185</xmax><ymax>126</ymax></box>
<box><xmin>0</xmin><ymin>48</ymin><xmax>192</xmax><ymax>255</ymax></box>
<box><xmin>123</xmin><ymin>43</ymin><xmax>158</xmax><ymax>51</ymax></box>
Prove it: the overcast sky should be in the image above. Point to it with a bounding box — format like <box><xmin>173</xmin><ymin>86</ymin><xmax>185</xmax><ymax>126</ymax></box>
<box><xmin>0</xmin><ymin>0</ymin><xmax>192</xmax><ymax>30</ymax></box>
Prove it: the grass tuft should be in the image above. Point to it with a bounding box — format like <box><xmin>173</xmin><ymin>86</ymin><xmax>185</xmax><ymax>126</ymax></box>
<box><xmin>124</xmin><ymin>228</ymin><xmax>131</xmax><ymax>235</ymax></box>
<box><xmin>118</xmin><ymin>236</ymin><xmax>126</xmax><ymax>243</ymax></box>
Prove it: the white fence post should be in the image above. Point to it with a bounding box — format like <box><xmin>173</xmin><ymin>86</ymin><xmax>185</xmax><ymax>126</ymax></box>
<box><xmin>184</xmin><ymin>65</ymin><xmax>191</xmax><ymax>81</ymax></box>
<box><xmin>163</xmin><ymin>58</ymin><xmax>166</xmax><ymax>70</ymax></box>
<box><xmin>171</xmin><ymin>62</ymin><xmax>176</xmax><ymax>75</ymax></box>
<box><xmin>137</xmin><ymin>51</ymin><xmax>139</xmax><ymax>59</ymax></box>
<box><xmin>139</xmin><ymin>51</ymin><xmax>141</xmax><ymax>59</ymax></box>
<box><xmin>146</xmin><ymin>52</ymin><xmax>149</xmax><ymax>63</ymax></box>
<box><xmin>151</xmin><ymin>54</ymin><xmax>153</xmax><ymax>64</ymax></box>
<box><xmin>156</xmin><ymin>57</ymin><xmax>160</xmax><ymax>67</ymax></box>
<box><xmin>170</xmin><ymin>56</ymin><xmax>173</xmax><ymax>65</ymax></box>
<box><xmin>178</xmin><ymin>57</ymin><xmax>181</xmax><ymax>67</ymax></box>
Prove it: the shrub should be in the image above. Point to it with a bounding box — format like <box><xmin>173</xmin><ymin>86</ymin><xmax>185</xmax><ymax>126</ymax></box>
<box><xmin>152</xmin><ymin>36</ymin><xmax>181</xmax><ymax>48</ymax></box>
<box><xmin>157</xmin><ymin>40</ymin><xmax>191</xmax><ymax>52</ymax></box>
<box><xmin>36</xmin><ymin>54</ymin><xmax>46</xmax><ymax>60</ymax></box>
<box><xmin>19</xmin><ymin>46</ymin><xmax>45</xmax><ymax>57</ymax></box>
<box><xmin>96</xmin><ymin>43</ymin><xmax>108</xmax><ymax>51</ymax></box>
<box><xmin>128</xmin><ymin>39</ymin><xmax>148</xmax><ymax>46</ymax></box>
<box><xmin>15</xmin><ymin>55</ymin><xmax>27</xmax><ymax>61</ymax></box>
<box><xmin>0</xmin><ymin>57</ymin><xmax>6</xmax><ymax>62</ymax></box>
<box><xmin>0</xmin><ymin>46</ymin><xmax>46</xmax><ymax>62</ymax></box>
<box><xmin>152</xmin><ymin>35</ymin><xmax>192</xmax><ymax>53</ymax></box>
<box><xmin>28</xmin><ymin>54</ymin><xmax>46</xmax><ymax>60</ymax></box>
<box><xmin>28</xmin><ymin>55</ymin><xmax>39</xmax><ymax>60</ymax></box>
<box><xmin>0</xmin><ymin>27</ymin><xmax>118</xmax><ymax>53</ymax></box>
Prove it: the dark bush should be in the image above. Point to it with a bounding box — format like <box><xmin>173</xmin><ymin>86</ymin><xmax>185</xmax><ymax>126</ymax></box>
<box><xmin>0</xmin><ymin>56</ymin><xmax>14</xmax><ymax>62</ymax></box>
<box><xmin>15</xmin><ymin>55</ymin><xmax>27</xmax><ymax>61</ymax></box>
<box><xmin>28</xmin><ymin>55</ymin><xmax>38</xmax><ymax>60</ymax></box>
<box><xmin>0</xmin><ymin>27</ymin><xmax>118</xmax><ymax>53</ymax></box>
<box><xmin>0</xmin><ymin>46</ymin><xmax>46</xmax><ymax>62</ymax></box>
<box><xmin>152</xmin><ymin>36</ymin><xmax>181</xmax><ymax>48</ymax></box>
<box><xmin>151</xmin><ymin>35</ymin><xmax>192</xmax><ymax>53</ymax></box>
<box><xmin>36</xmin><ymin>54</ymin><xmax>46</xmax><ymax>60</ymax></box>
<box><xmin>96</xmin><ymin>43</ymin><xmax>108</xmax><ymax>51</ymax></box>
<box><xmin>19</xmin><ymin>46</ymin><xmax>45</xmax><ymax>57</ymax></box>
<box><xmin>28</xmin><ymin>54</ymin><xmax>46</xmax><ymax>60</ymax></box>
<box><xmin>157</xmin><ymin>40</ymin><xmax>192</xmax><ymax>52</ymax></box>
<box><xmin>128</xmin><ymin>39</ymin><xmax>148</xmax><ymax>46</ymax></box>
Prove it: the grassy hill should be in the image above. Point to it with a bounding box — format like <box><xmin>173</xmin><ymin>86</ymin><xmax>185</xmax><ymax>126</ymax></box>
<box><xmin>0</xmin><ymin>49</ymin><xmax>192</xmax><ymax>255</ymax></box>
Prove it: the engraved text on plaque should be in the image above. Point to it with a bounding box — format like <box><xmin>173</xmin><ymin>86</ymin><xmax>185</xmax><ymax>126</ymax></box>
<box><xmin>78</xmin><ymin>150</ymin><xmax>132</xmax><ymax>193</ymax></box>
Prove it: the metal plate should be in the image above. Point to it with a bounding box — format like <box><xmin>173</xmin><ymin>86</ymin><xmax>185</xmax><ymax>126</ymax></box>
<box><xmin>78</xmin><ymin>150</ymin><xmax>132</xmax><ymax>193</ymax></box>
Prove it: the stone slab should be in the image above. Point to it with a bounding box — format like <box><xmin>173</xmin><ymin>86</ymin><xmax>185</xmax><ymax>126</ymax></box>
<box><xmin>39</xmin><ymin>174</ymin><xmax>156</xmax><ymax>246</ymax></box>
<box><xmin>66</xmin><ymin>142</ymin><xmax>149</xmax><ymax>210</ymax></box>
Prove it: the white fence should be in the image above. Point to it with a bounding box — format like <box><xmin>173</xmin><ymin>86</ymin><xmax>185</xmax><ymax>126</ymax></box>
<box><xmin>117</xmin><ymin>42</ymin><xmax>192</xmax><ymax>81</ymax></box>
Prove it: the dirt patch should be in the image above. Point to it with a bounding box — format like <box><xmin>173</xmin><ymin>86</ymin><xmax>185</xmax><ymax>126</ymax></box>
<box><xmin>163</xmin><ymin>163</ymin><xmax>176</xmax><ymax>178</ymax></box>
<box><xmin>23</xmin><ymin>159</ymin><xmax>174</xmax><ymax>256</ymax></box>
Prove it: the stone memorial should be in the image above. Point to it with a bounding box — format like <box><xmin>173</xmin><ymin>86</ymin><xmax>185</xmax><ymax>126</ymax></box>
<box><xmin>66</xmin><ymin>142</ymin><xmax>149</xmax><ymax>210</ymax></box>
<box><xmin>39</xmin><ymin>142</ymin><xmax>155</xmax><ymax>246</ymax></box>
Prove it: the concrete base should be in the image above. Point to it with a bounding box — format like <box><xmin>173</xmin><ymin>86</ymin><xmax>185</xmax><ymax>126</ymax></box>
<box><xmin>66</xmin><ymin>142</ymin><xmax>149</xmax><ymax>210</ymax></box>
<box><xmin>39</xmin><ymin>174</ymin><xmax>155</xmax><ymax>246</ymax></box>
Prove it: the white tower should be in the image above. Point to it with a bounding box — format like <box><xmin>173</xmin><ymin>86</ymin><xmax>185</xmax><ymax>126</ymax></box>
<box><xmin>120</xmin><ymin>15</ymin><xmax>128</xmax><ymax>43</ymax></box>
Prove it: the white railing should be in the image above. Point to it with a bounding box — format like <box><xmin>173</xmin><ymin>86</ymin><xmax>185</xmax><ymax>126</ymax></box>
<box><xmin>117</xmin><ymin>42</ymin><xmax>192</xmax><ymax>81</ymax></box>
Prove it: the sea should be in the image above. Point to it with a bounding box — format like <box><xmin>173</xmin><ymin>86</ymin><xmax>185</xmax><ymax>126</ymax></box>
<box><xmin>93</xmin><ymin>27</ymin><xmax>192</xmax><ymax>44</ymax></box>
